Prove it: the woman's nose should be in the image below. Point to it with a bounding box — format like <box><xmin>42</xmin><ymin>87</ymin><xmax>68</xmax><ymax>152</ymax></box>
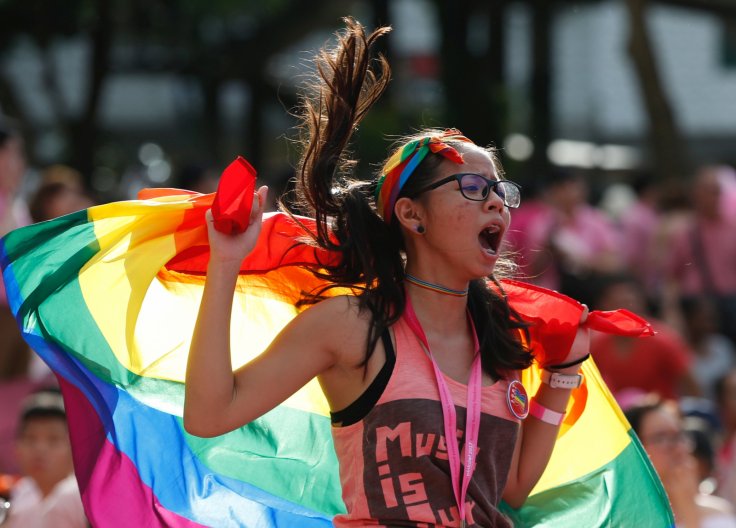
<box><xmin>483</xmin><ymin>185</ymin><xmax>506</xmax><ymax>210</ymax></box>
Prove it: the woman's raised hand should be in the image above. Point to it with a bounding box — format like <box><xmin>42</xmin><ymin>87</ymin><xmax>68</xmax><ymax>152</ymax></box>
<box><xmin>205</xmin><ymin>185</ymin><xmax>269</xmax><ymax>267</ymax></box>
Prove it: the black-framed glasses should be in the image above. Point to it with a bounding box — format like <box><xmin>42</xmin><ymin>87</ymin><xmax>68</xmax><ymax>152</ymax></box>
<box><xmin>414</xmin><ymin>173</ymin><xmax>522</xmax><ymax>208</ymax></box>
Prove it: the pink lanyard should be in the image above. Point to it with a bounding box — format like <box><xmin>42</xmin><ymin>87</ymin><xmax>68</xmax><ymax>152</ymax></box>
<box><xmin>403</xmin><ymin>296</ymin><xmax>482</xmax><ymax>526</ymax></box>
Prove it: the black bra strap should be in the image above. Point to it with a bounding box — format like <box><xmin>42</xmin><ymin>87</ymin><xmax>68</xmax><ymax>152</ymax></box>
<box><xmin>330</xmin><ymin>329</ymin><xmax>396</xmax><ymax>426</ymax></box>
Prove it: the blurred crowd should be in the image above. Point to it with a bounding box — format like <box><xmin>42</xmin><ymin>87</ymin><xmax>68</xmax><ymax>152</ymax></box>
<box><xmin>2</xmin><ymin>112</ymin><xmax>736</xmax><ymax>526</ymax></box>
<box><xmin>0</xmin><ymin>121</ymin><xmax>92</xmax><ymax>527</ymax></box>
<box><xmin>505</xmin><ymin>162</ymin><xmax>736</xmax><ymax>526</ymax></box>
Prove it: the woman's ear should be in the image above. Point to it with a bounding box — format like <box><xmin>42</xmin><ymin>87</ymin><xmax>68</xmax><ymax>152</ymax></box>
<box><xmin>393</xmin><ymin>197</ymin><xmax>425</xmax><ymax>233</ymax></box>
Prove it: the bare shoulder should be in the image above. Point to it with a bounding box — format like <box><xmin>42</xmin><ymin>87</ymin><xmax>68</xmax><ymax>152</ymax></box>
<box><xmin>293</xmin><ymin>295</ymin><xmax>372</xmax><ymax>363</ymax></box>
<box><xmin>302</xmin><ymin>295</ymin><xmax>387</xmax><ymax>411</ymax></box>
<box><xmin>297</xmin><ymin>295</ymin><xmax>365</xmax><ymax>328</ymax></box>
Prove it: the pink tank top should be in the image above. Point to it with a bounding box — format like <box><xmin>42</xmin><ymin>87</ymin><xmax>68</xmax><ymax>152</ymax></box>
<box><xmin>331</xmin><ymin>316</ymin><xmax>521</xmax><ymax>527</ymax></box>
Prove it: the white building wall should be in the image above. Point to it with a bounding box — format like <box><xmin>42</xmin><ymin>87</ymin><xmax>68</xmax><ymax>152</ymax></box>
<box><xmin>649</xmin><ymin>5</ymin><xmax>736</xmax><ymax>135</ymax></box>
<box><xmin>553</xmin><ymin>1</ymin><xmax>736</xmax><ymax>140</ymax></box>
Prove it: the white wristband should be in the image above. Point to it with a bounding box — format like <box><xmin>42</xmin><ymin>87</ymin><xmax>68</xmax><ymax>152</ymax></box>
<box><xmin>529</xmin><ymin>399</ymin><xmax>565</xmax><ymax>426</ymax></box>
<box><xmin>541</xmin><ymin>369</ymin><xmax>582</xmax><ymax>389</ymax></box>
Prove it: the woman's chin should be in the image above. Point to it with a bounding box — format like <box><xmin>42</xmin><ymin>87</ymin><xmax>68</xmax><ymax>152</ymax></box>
<box><xmin>478</xmin><ymin>247</ymin><xmax>500</xmax><ymax>269</ymax></box>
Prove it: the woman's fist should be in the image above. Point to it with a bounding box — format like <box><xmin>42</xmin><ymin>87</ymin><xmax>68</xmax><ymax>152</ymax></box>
<box><xmin>206</xmin><ymin>185</ymin><xmax>268</xmax><ymax>267</ymax></box>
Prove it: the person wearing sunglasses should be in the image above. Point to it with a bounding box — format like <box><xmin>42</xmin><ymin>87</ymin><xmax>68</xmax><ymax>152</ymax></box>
<box><xmin>184</xmin><ymin>19</ymin><xmax>590</xmax><ymax>527</ymax></box>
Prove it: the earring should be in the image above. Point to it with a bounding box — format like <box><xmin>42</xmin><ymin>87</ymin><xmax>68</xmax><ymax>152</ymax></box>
<box><xmin>416</xmin><ymin>225</ymin><xmax>425</xmax><ymax>234</ymax></box>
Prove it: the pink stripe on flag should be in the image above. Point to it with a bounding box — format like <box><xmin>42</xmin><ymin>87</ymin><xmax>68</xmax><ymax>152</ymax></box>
<box><xmin>58</xmin><ymin>377</ymin><xmax>205</xmax><ymax>528</ymax></box>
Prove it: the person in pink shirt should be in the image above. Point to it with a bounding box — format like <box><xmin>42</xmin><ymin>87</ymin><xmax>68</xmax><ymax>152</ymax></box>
<box><xmin>523</xmin><ymin>170</ymin><xmax>625</xmax><ymax>306</ymax></box>
<box><xmin>714</xmin><ymin>165</ymin><xmax>736</xmax><ymax>222</ymax></box>
<box><xmin>617</xmin><ymin>174</ymin><xmax>663</xmax><ymax>302</ymax></box>
<box><xmin>666</xmin><ymin>166</ymin><xmax>736</xmax><ymax>345</ymax></box>
<box><xmin>502</xmin><ymin>182</ymin><xmax>549</xmax><ymax>279</ymax></box>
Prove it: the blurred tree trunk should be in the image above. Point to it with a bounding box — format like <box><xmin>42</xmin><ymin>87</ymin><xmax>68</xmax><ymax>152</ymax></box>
<box><xmin>0</xmin><ymin>77</ymin><xmax>22</xmax><ymax>120</ymax></box>
<box><xmin>372</xmin><ymin>0</ymin><xmax>392</xmax><ymax>57</ymax></box>
<box><xmin>245</xmin><ymin>77</ymin><xmax>266</xmax><ymax>172</ymax></box>
<box><xmin>529</xmin><ymin>1</ymin><xmax>553</xmax><ymax>179</ymax></box>
<box><xmin>488</xmin><ymin>1</ymin><xmax>509</xmax><ymax>145</ymax></box>
<box><xmin>437</xmin><ymin>0</ymin><xmax>499</xmax><ymax>146</ymax></box>
<box><xmin>235</xmin><ymin>1</ymin><xmax>342</xmax><ymax>172</ymax></box>
<box><xmin>626</xmin><ymin>0</ymin><xmax>689</xmax><ymax>180</ymax></box>
<box><xmin>202</xmin><ymin>78</ymin><xmax>222</xmax><ymax>164</ymax></box>
<box><xmin>0</xmin><ymin>0</ymin><xmax>105</xmax><ymax>174</ymax></box>
<box><xmin>436</xmin><ymin>0</ymin><xmax>469</xmax><ymax>130</ymax></box>
<box><xmin>371</xmin><ymin>0</ymin><xmax>393</xmax><ymax>100</ymax></box>
<box><xmin>0</xmin><ymin>76</ymin><xmax>35</xmax><ymax>151</ymax></box>
<box><xmin>69</xmin><ymin>0</ymin><xmax>114</xmax><ymax>187</ymax></box>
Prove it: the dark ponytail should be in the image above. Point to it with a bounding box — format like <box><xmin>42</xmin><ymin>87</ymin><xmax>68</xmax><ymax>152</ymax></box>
<box><xmin>288</xmin><ymin>18</ymin><xmax>403</xmax><ymax>369</ymax></box>
<box><xmin>294</xmin><ymin>18</ymin><xmax>390</xmax><ymax>237</ymax></box>
<box><xmin>289</xmin><ymin>18</ymin><xmax>532</xmax><ymax>376</ymax></box>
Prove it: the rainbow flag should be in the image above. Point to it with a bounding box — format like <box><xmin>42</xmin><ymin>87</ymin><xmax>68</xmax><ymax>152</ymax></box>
<box><xmin>0</xmin><ymin>185</ymin><xmax>673</xmax><ymax>526</ymax></box>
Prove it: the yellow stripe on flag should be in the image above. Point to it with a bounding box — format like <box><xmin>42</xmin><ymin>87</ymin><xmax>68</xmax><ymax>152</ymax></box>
<box><xmin>81</xmin><ymin>199</ymin><xmax>331</xmax><ymax>417</ymax></box>
<box><xmin>526</xmin><ymin>359</ymin><xmax>631</xmax><ymax>494</ymax></box>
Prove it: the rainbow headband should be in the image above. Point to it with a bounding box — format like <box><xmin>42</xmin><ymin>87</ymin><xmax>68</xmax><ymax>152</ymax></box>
<box><xmin>375</xmin><ymin>129</ymin><xmax>474</xmax><ymax>222</ymax></box>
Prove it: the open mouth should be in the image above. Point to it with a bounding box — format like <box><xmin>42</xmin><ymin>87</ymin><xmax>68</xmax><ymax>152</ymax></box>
<box><xmin>479</xmin><ymin>226</ymin><xmax>501</xmax><ymax>254</ymax></box>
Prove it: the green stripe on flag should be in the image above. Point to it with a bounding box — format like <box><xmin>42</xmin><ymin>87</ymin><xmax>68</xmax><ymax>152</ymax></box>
<box><xmin>5</xmin><ymin>213</ymin><xmax>345</xmax><ymax>517</ymax></box>
<box><xmin>4</xmin><ymin>213</ymin><xmax>145</xmax><ymax>387</ymax></box>
<box><xmin>501</xmin><ymin>431</ymin><xmax>673</xmax><ymax>527</ymax></box>
<box><xmin>3</xmin><ymin>211</ymin><xmax>94</xmax><ymax>303</ymax></box>
<box><xmin>182</xmin><ymin>407</ymin><xmax>345</xmax><ymax>516</ymax></box>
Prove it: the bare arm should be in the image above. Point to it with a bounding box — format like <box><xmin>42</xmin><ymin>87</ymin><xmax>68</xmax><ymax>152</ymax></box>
<box><xmin>183</xmin><ymin>187</ymin><xmax>342</xmax><ymax>437</ymax></box>
<box><xmin>502</xmin><ymin>313</ymin><xmax>590</xmax><ymax>508</ymax></box>
<box><xmin>183</xmin><ymin>247</ymin><xmax>242</xmax><ymax>437</ymax></box>
<box><xmin>502</xmin><ymin>373</ymin><xmax>578</xmax><ymax>508</ymax></box>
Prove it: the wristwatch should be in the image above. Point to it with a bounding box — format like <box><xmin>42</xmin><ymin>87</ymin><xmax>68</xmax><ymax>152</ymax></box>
<box><xmin>540</xmin><ymin>369</ymin><xmax>583</xmax><ymax>389</ymax></box>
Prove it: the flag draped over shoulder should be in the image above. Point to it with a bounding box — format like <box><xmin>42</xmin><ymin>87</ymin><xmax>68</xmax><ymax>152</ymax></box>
<box><xmin>0</xmin><ymin>164</ymin><xmax>673</xmax><ymax>527</ymax></box>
